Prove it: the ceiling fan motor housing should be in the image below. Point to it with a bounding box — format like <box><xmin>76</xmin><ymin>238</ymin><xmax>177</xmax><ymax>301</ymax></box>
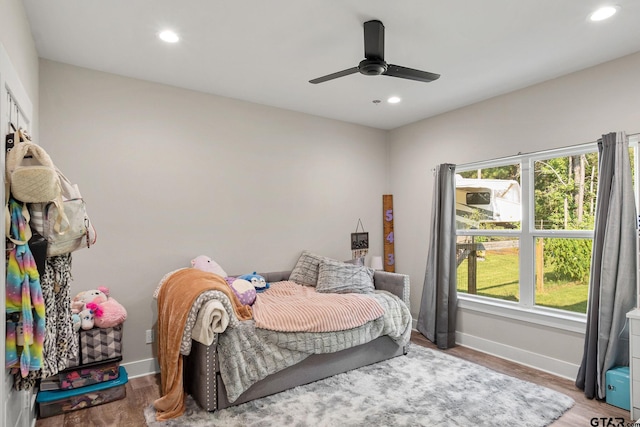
<box><xmin>359</xmin><ymin>59</ymin><xmax>388</xmax><ymax>76</ymax></box>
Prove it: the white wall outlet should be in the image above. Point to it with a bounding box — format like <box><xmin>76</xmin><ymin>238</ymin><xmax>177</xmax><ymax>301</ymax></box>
<box><xmin>145</xmin><ymin>329</ymin><xmax>154</xmax><ymax>344</ymax></box>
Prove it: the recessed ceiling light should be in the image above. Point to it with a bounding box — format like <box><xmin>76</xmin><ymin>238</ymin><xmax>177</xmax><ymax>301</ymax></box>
<box><xmin>387</xmin><ymin>96</ymin><xmax>401</xmax><ymax>104</ymax></box>
<box><xmin>590</xmin><ymin>6</ymin><xmax>618</xmax><ymax>21</ymax></box>
<box><xmin>159</xmin><ymin>30</ymin><xmax>179</xmax><ymax>43</ymax></box>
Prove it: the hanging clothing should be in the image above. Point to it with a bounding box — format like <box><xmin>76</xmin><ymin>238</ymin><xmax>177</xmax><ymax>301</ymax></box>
<box><xmin>40</xmin><ymin>253</ymin><xmax>76</xmax><ymax>377</ymax></box>
<box><xmin>5</xmin><ymin>198</ymin><xmax>46</xmax><ymax>377</ymax></box>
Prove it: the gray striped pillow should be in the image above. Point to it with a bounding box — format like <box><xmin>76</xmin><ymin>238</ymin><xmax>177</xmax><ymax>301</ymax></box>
<box><xmin>289</xmin><ymin>251</ymin><xmax>333</xmax><ymax>287</ymax></box>
<box><xmin>316</xmin><ymin>259</ymin><xmax>375</xmax><ymax>294</ymax></box>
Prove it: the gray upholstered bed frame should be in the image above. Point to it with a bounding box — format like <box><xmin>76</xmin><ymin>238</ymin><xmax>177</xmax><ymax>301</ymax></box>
<box><xmin>184</xmin><ymin>270</ymin><xmax>411</xmax><ymax>412</ymax></box>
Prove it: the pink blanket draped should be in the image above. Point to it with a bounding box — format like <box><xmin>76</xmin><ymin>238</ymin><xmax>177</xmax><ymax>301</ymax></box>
<box><xmin>252</xmin><ymin>281</ymin><xmax>384</xmax><ymax>332</ymax></box>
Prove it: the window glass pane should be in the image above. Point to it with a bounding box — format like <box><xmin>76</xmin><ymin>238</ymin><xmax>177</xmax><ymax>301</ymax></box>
<box><xmin>454</xmin><ymin>143</ymin><xmax>635</xmax><ymax>317</ymax></box>
<box><xmin>456</xmin><ymin>236</ymin><xmax>519</xmax><ymax>302</ymax></box>
<box><xmin>456</xmin><ymin>165</ymin><xmax>521</xmax><ymax>230</ymax></box>
<box><xmin>534</xmin><ymin>152</ymin><xmax>598</xmax><ymax>230</ymax></box>
<box><xmin>534</xmin><ymin>237</ymin><xmax>591</xmax><ymax>313</ymax></box>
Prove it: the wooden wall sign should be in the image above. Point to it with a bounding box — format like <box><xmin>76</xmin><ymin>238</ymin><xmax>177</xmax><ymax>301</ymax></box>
<box><xmin>383</xmin><ymin>194</ymin><xmax>395</xmax><ymax>272</ymax></box>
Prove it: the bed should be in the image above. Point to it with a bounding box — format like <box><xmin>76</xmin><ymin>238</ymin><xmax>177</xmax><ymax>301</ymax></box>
<box><xmin>153</xmin><ymin>252</ymin><xmax>412</xmax><ymax>421</ymax></box>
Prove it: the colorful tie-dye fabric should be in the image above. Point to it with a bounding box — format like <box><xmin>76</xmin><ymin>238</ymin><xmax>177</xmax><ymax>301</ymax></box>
<box><xmin>5</xmin><ymin>321</ymin><xmax>17</xmax><ymax>369</ymax></box>
<box><xmin>5</xmin><ymin>198</ymin><xmax>46</xmax><ymax>377</ymax></box>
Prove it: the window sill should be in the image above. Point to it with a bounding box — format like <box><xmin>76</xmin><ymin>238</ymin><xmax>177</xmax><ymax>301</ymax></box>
<box><xmin>457</xmin><ymin>294</ymin><xmax>587</xmax><ymax>334</ymax></box>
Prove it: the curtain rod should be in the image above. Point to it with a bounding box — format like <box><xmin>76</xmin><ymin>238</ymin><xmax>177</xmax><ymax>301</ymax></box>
<box><xmin>451</xmin><ymin>131</ymin><xmax>640</xmax><ymax>172</ymax></box>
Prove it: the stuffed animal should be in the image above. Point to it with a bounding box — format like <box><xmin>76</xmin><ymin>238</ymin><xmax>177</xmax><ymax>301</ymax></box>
<box><xmin>228</xmin><ymin>279</ymin><xmax>257</xmax><ymax>305</ymax></box>
<box><xmin>191</xmin><ymin>255</ymin><xmax>228</xmax><ymax>278</ymax></box>
<box><xmin>71</xmin><ymin>286</ymin><xmax>127</xmax><ymax>329</ymax></box>
<box><xmin>71</xmin><ymin>287</ymin><xmax>108</xmax><ymax>314</ymax></box>
<box><xmin>238</xmin><ymin>272</ymin><xmax>270</xmax><ymax>293</ymax></box>
<box><xmin>71</xmin><ymin>313</ymin><xmax>81</xmax><ymax>332</ymax></box>
<box><xmin>78</xmin><ymin>308</ymin><xmax>95</xmax><ymax>330</ymax></box>
<box><xmin>91</xmin><ymin>295</ymin><xmax>127</xmax><ymax>328</ymax></box>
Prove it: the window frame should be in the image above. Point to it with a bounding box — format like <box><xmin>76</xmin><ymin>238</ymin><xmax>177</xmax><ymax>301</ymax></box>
<box><xmin>455</xmin><ymin>136</ymin><xmax>639</xmax><ymax>332</ymax></box>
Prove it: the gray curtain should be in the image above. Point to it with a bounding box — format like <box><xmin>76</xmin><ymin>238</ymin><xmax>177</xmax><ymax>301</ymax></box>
<box><xmin>417</xmin><ymin>163</ymin><xmax>457</xmax><ymax>349</ymax></box>
<box><xmin>576</xmin><ymin>131</ymin><xmax>637</xmax><ymax>399</ymax></box>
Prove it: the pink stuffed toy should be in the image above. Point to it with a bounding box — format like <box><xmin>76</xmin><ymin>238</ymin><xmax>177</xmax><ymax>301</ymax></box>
<box><xmin>73</xmin><ymin>286</ymin><xmax>127</xmax><ymax>328</ymax></box>
<box><xmin>91</xmin><ymin>287</ymin><xmax>127</xmax><ymax>328</ymax></box>
<box><xmin>191</xmin><ymin>255</ymin><xmax>227</xmax><ymax>278</ymax></box>
<box><xmin>92</xmin><ymin>298</ymin><xmax>127</xmax><ymax>328</ymax></box>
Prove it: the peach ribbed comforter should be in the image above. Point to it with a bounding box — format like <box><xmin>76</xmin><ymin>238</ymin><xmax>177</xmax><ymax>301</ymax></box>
<box><xmin>252</xmin><ymin>281</ymin><xmax>384</xmax><ymax>332</ymax></box>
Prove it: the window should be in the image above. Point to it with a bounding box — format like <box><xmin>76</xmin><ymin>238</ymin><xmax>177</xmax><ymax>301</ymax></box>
<box><xmin>455</xmin><ymin>139</ymin><xmax>638</xmax><ymax>317</ymax></box>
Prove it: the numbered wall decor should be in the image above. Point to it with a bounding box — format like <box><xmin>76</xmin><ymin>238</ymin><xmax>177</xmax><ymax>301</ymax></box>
<box><xmin>383</xmin><ymin>194</ymin><xmax>395</xmax><ymax>272</ymax></box>
<box><xmin>351</xmin><ymin>218</ymin><xmax>369</xmax><ymax>260</ymax></box>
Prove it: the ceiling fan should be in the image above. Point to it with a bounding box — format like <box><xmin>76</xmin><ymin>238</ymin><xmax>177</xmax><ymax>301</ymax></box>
<box><xmin>309</xmin><ymin>20</ymin><xmax>440</xmax><ymax>85</ymax></box>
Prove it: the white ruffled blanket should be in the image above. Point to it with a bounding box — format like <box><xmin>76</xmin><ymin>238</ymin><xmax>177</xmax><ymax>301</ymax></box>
<box><xmin>192</xmin><ymin>300</ymin><xmax>228</xmax><ymax>345</ymax></box>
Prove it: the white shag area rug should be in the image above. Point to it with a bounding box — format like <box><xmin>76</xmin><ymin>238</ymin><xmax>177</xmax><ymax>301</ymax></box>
<box><xmin>145</xmin><ymin>343</ymin><xmax>574</xmax><ymax>427</ymax></box>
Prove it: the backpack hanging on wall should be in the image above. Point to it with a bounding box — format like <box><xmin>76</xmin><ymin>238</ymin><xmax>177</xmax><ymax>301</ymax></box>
<box><xmin>4</xmin><ymin>130</ymin><xmax>97</xmax><ymax>257</ymax></box>
<box><xmin>29</xmin><ymin>168</ymin><xmax>97</xmax><ymax>257</ymax></box>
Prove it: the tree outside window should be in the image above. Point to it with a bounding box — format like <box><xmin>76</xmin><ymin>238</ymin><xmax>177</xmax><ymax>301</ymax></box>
<box><xmin>455</xmin><ymin>148</ymin><xmax>609</xmax><ymax>314</ymax></box>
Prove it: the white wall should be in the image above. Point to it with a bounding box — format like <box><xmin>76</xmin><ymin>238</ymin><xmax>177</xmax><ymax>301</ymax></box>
<box><xmin>38</xmin><ymin>59</ymin><xmax>389</xmax><ymax>369</ymax></box>
<box><xmin>0</xmin><ymin>0</ymin><xmax>39</xmax><ymax>137</ymax></box>
<box><xmin>6</xmin><ymin>0</ymin><xmax>640</xmax><ymax>380</ymax></box>
<box><xmin>389</xmin><ymin>51</ymin><xmax>640</xmax><ymax>377</ymax></box>
<box><xmin>0</xmin><ymin>1</ymin><xmax>39</xmax><ymax>426</ymax></box>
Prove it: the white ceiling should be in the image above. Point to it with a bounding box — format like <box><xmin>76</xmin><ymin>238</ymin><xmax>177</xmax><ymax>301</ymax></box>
<box><xmin>22</xmin><ymin>0</ymin><xmax>640</xmax><ymax>130</ymax></box>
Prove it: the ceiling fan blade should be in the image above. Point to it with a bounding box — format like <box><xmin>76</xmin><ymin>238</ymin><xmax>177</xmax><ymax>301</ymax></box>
<box><xmin>383</xmin><ymin>64</ymin><xmax>440</xmax><ymax>83</ymax></box>
<box><xmin>309</xmin><ymin>67</ymin><xmax>359</xmax><ymax>84</ymax></box>
<box><xmin>363</xmin><ymin>20</ymin><xmax>384</xmax><ymax>60</ymax></box>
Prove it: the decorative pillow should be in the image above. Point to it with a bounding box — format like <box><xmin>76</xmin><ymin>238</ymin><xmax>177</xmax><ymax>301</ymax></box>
<box><xmin>289</xmin><ymin>251</ymin><xmax>333</xmax><ymax>287</ymax></box>
<box><xmin>316</xmin><ymin>258</ymin><xmax>375</xmax><ymax>294</ymax></box>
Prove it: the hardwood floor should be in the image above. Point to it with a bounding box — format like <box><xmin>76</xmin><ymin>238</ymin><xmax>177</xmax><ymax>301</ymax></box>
<box><xmin>410</xmin><ymin>332</ymin><xmax>632</xmax><ymax>427</ymax></box>
<box><xmin>35</xmin><ymin>331</ymin><xmax>632</xmax><ymax>426</ymax></box>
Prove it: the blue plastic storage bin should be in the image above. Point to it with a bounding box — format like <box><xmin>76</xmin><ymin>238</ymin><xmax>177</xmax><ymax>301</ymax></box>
<box><xmin>37</xmin><ymin>366</ymin><xmax>128</xmax><ymax>418</ymax></box>
<box><xmin>605</xmin><ymin>366</ymin><xmax>630</xmax><ymax>411</ymax></box>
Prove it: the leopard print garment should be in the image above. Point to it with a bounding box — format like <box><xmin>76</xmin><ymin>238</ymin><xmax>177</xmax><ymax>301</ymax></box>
<box><xmin>13</xmin><ymin>254</ymin><xmax>76</xmax><ymax>390</ymax></box>
<box><xmin>42</xmin><ymin>254</ymin><xmax>76</xmax><ymax>375</ymax></box>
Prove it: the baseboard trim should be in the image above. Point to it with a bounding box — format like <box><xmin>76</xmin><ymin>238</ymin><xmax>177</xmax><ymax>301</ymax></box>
<box><xmin>122</xmin><ymin>357</ymin><xmax>159</xmax><ymax>379</ymax></box>
<box><xmin>455</xmin><ymin>331</ymin><xmax>579</xmax><ymax>380</ymax></box>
